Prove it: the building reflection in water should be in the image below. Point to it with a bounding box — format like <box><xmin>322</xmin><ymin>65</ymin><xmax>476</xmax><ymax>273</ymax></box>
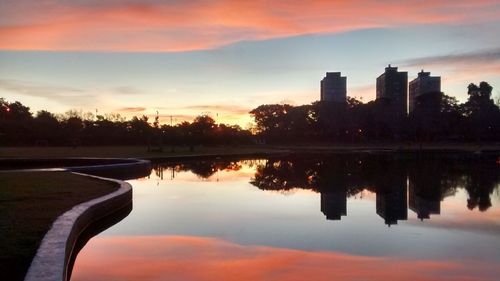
<box><xmin>320</xmin><ymin>187</ymin><xmax>347</xmax><ymax>220</ymax></box>
<box><xmin>409</xmin><ymin>185</ymin><xmax>441</xmax><ymax>220</ymax></box>
<box><xmin>71</xmin><ymin>155</ymin><xmax>500</xmax><ymax>281</ymax></box>
<box><xmin>374</xmin><ymin>160</ymin><xmax>408</xmax><ymax>226</ymax></box>
<box><xmin>150</xmin><ymin>155</ymin><xmax>499</xmax><ymax>225</ymax></box>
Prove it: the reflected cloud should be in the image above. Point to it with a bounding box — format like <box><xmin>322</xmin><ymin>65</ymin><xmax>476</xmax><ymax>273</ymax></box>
<box><xmin>2</xmin><ymin>1</ymin><xmax>499</xmax><ymax>52</ymax></box>
<box><xmin>407</xmin><ymin>196</ymin><xmax>500</xmax><ymax>235</ymax></box>
<box><xmin>71</xmin><ymin>235</ymin><xmax>499</xmax><ymax>281</ymax></box>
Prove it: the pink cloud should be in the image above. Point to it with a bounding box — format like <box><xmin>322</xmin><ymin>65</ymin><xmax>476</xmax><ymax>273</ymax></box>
<box><xmin>1</xmin><ymin>1</ymin><xmax>499</xmax><ymax>52</ymax></box>
<box><xmin>71</xmin><ymin>235</ymin><xmax>499</xmax><ymax>281</ymax></box>
<box><xmin>117</xmin><ymin>107</ymin><xmax>146</xmax><ymax>112</ymax></box>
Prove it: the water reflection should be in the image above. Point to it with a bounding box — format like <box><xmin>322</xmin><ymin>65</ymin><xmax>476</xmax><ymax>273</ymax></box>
<box><xmin>72</xmin><ymin>235</ymin><xmax>500</xmax><ymax>281</ymax></box>
<box><xmin>153</xmin><ymin>155</ymin><xmax>500</xmax><ymax>224</ymax></box>
<box><xmin>153</xmin><ymin>160</ymin><xmax>248</xmax><ymax>180</ymax></box>
<box><xmin>71</xmin><ymin>155</ymin><xmax>500</xmax><ymax>281</ymax></box>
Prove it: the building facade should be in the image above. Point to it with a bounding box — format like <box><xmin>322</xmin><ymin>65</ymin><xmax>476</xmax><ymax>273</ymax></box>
<box><xmin>320</xmin><ymin>72</ymin><xmax>347</xmax><ymax>103</ymax></box>
<box><xmin>376</xmin><ymin>65</ymin><xmax>408</xmax><ymax>116</ymax></box>
<box><xmin>409</xmin><ymin>70</ymin><xmax>441</xmax><ymax>113</ymax></box>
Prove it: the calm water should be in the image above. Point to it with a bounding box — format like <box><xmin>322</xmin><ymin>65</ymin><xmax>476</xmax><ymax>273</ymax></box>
<box><xmin>71</xmin><ymin>155</ymin><xmax>500</xmax><ymax>281</ymax></box>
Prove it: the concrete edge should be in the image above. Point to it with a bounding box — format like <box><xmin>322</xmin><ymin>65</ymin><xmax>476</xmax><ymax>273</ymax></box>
<box><xmin>23</xmin><ymin>174</ymin><xmax>133</xmax><ymax>281</ymax></box>
<box><xmin>67</xmin><ymin>158</ymin><xmax>150</xmax><ymax>172</ymax></box>
<box><xmin>0</xmin><ymin>158</ymin><xmax>151</xmax><ymax>173</ymax></box>
<box><xmin>145</xmin><ymin>151</ymin><xmax>290</xmax><ymax>162</ymax></box>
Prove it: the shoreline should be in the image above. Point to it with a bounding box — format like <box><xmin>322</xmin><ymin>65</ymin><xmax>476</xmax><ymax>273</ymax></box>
<box><xmin>0</xmin><ymin>144</ymin><xmax>499</xmax><ymax>161</ymax></box>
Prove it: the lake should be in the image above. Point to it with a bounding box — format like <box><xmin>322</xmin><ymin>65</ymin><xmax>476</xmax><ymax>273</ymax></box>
<box><xmin>71</xmin><ymin>154</ymin><xmax>500</xmax><ymax>281</ymax></box>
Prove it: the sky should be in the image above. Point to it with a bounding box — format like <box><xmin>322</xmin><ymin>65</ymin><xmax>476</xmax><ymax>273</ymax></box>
<box><xmin>1</xmin><ymin>0</ymin><xmax>500</xmax><ymax>127</ymax></box>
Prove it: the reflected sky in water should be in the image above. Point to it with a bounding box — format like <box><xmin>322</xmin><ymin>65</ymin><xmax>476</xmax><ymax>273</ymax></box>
<box><xmin>72</xmin><ymin>156</ymin><xmax>500</xmax><ymax>281</ymax></box>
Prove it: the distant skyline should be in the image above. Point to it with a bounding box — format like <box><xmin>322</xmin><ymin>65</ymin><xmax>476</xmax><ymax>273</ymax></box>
<box><xmin>1</xmin><ymin>0</ymin><xmax>500</xmax><ymax>126</ymax></box>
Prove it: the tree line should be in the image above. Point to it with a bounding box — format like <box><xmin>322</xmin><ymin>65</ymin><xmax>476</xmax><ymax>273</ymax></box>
<box><xmin>0</xmin><ymin>100</ymin><xmax>252</xmax><ymax>147</ymax></box>
<box><xmin>1</xmin><ymin>81</ymin><xmax>499</xmax><ymax>147</ymax></box>
<box><xmin>250</xmin><ymin>82</ymin><xmax>500</xmax><ymax>143</ymax></box>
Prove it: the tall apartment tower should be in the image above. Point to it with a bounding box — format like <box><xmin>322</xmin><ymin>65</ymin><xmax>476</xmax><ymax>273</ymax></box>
<box><xmin>409</xmin><ymin>70</ymin><xmax>441</xmax><ymax>113</ymax></box>
<box><xmin>320</xmin><ymin>72</ymin><xmax>347</xmax><ymax>103</ymax></box>
<box><xmin>376</xmin><ymin>65</ymin><xmax>408</xmax><ymax>116</ymax></box>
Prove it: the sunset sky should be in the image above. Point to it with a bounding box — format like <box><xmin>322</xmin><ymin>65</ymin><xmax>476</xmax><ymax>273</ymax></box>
<box><xmin>1</xmin><ymin>0</ymin><xmax>500</xmax><ymax>126</ymax></box>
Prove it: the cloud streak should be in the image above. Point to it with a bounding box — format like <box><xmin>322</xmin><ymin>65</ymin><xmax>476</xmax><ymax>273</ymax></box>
<box><xmin>117</xmin><ymin>107</ymin><xmax>146</xmax><ymax>113</ymax></box>
<box><xmin>402</xmin><ymin>48</ymin><xmax>500</xmax><ymax>83</ymax></box>
<box><xmin>182</xmin><ymin>104</ymin><xmax>251</xmax><ymax>115</ymax></box>
<box><xmin>0</xmin><ymin>78</ymin><xmax>95</xmax><ymax>106</ymax></box>
<box><xmin>1</xmin><ymin>0</ymin><xmax>499</xmax><ymax>52</ymax></box>
<box><xmin>403</xmin><ymin>48</ymin><xmax>500</xmax><ymax>67</ymax></box>
<box><xmin>71</xmin><ymin>235</ymin><xmax>500</xmax><ymax>281</ymax></box>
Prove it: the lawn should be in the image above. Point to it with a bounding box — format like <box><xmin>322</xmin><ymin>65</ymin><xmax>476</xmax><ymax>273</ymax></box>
<box><xmin>0</xmin><ymin>172</ymin><xmax>119</xmax><ymax>281</ymax></box>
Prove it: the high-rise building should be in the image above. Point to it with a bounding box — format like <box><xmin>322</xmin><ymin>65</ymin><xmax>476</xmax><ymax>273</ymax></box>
<box><xmin>409</xmin><ymin>70</ymin><xmax>441</xmax><ymax>113</ymax></box>
<box><xmin>376</xmin><ymin>65</ymin><xmax>408</xmax><ymax>116</ymax></box>
<box><xmin>320</xmin><ymin>72</ymin><xmax>347</xmax><ymax>103</ymax></box>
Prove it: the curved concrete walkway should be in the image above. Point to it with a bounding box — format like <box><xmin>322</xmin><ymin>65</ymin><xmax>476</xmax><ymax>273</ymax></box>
<box><xmin>24</xmin><ymin>174</ymin><xmax>132</xmax><ymax>281</ymax></box>
<box><xmin>0</xmin><ymin>157</ymin><xmax>152</xmax><ymax>181</ymax></box>
<box><xmin>0</xmin><ymin>158</ymin><xmax>151</xmax><ymax>281</ymax></box>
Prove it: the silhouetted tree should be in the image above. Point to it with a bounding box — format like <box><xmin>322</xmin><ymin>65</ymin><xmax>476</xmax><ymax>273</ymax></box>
<box><xmin>191</xmin><ymin>115</ymin><xmax>216</xmax><ymax>144</ymax></box>
<box><xmin>33</xmin><ymin>110</ymin><xmax>61</xmax><ymax>145</ymax></box>
<box><xmin>463</xmin><ymin>82</ymin><xmax>500</xmax><ymax>141</ymax></box>
<box><xmin>0</xmin><ymin>100</ymin><xmax>33</xmax><ymax>145</ymax></box>
<box><xmin>250</xmin><ymin>104</ymin><xmax>293</xmax><ymax>142</ymax></box>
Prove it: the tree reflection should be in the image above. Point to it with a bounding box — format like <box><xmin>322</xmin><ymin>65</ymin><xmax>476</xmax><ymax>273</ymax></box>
<box><xmin>149</xmin><ymin>155</ymin><xmax>499</xmax><ymax>224</ymax></box>
<box><xmin>248</xmin><ymin>155</ymin><xmax>500</xmax><ymax>223</ymax></box>
<box><xmin>153</xmin><ymin>160</ymin><xmax>243</xmax><ymax>180</ymax></box>
<box><xmin>463</xmin><ymin>162</ymin><xmax>499</xmax><ymax>211</ymax></box>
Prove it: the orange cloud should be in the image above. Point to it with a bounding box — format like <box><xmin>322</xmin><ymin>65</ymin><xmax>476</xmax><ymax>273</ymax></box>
<box><xmin>117</xmin><ymin>107</ymin><xmax>146</xmax><ymax>112</ymax></box>
<box><xmin>182</xmin><ymin>105</ymin><xmax>251</xmax><ymax>116</ymax></box>
<box><xmin>71</xmin><ymin>235</ymin><xmax>499</xmax><ymax>281</ymax></box>
<box><xmin>1</xmin><ymin>1</ymin><xmax>499</xmax><ymax>52</ymax></box>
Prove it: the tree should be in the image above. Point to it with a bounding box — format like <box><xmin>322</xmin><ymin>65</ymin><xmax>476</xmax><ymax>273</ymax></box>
<box><xmin>33</xmin><ymin>110</ymin><xmax>62</xmax><ymax>145</ymax></box>
<box><xmin>0</xmin><ymin>100</ymin><xmax>33</xmax><ymax>145</ymax></box>
<box><xmin>191</xmin><ymin>115</ymin><xmax>216</xmax><ymax>144</ymax></box>
<box><xmin>463</xmin><ymin>82</ymin><xmax>500</xmax><ymax>140</ymax></box>
<box><xmin>250</xmin><ymin>104</ymin><xmax>293</xmax><ymax>142</ymax></box>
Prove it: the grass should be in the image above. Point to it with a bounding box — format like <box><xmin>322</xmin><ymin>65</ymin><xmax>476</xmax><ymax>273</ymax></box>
<box><xmin>0</xmin><ymin>171</ymin><xmax>119</xmax><ymax>281</ymax></box>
